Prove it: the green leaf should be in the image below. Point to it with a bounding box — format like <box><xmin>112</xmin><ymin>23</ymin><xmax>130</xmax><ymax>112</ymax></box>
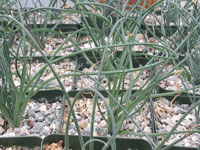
<box><xmin>0</xmin><ymin>101</ymin><xmax>14</xmax><ymax>128</ymax></box>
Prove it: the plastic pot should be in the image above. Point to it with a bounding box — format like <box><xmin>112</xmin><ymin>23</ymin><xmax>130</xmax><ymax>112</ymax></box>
<box><xmin>141</xmin><ymin>25</ymin><xmax>182</xmax><ymax>38</ymax></box>
<box><xmin>76</xmin><ymin>51</ymin><xmax>150</xmax><ymax>70</ymax></box>
<box><xmin>13</xmin><ymin>55</ymin><xmax>76</xmax><ymax>63</ymax></box>
<box><xmin>81</xmin><ymin>17</ymin><xmax>183</xmax><ymax>38</ymax></box>
<box><xmin>29</xmin><ymin>24</ymin><xmax>81</xmax><ymax>33</ymax></box>
<box><xmin>167</xmin><ymin>145</ymin><xmax>198</xmax><ymax>150</ymax></box>
<box><xmin>0</xmin><ymin>136</ymin><xmax>42</xmax><ymax>149</ymax></box>
<box><xmin>67</xmin><ymin>90</ymin><xmax>137</xmax><ymax>98</ymax></box>
<box><xmin>30</xmin><ymin>89</ymin><xmax>63</xmax><ymax>103</ymax></box>
<box><xmin>157</xmin><ymin>86</ymin><xmax>200</xmax><ymax>105</ymax></box>
<box><xmin>2</xmin><ymin>21</ymin><xmax>81</xmax><ymax>34</ymax></box>
<box><xmin>42</xmin><ymin>134</ymin><xmax>152</xmax><ymax>150</ymax></box>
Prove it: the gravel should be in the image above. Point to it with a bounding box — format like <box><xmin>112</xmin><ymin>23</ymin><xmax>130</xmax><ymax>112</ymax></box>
<box><xmin>7</xmin><ymin>96</ymin><xmax>193</xmax><ymax>147</ymax></box>
<box><xmin>0</xmin><ymin>146</ymin><xmax>40</xmax><ymax>150</ymax></box>
<box><xmin>17</xmin><ymin>98</ymin><xmax>198</xmax><ymax>147</ymax></box>
<box><xmin>10</xmin><ymin>59</ymin><xmax>76</xmax><ymax>90</ymax></box>
<box><xmin>76</xmin><ymin>67</ymin><xmax>150</xmax><ymax>90</ymax></box>
<box><xmin>43</xmin><ymin>140</ymin><xmax>63</xmax><ymax>150</ymax></box>
<box><xmin>12</xmin><ymin>33</ymin><xmax>77</xmax><ymax>57</ymax></box>
<box><xmin>1</xmin><ymin>79</ymin><xmax>199</xmax><ymax>147</ymax></box>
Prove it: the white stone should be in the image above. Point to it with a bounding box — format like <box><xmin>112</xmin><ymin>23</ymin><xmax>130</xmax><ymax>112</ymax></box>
<box><xmin>144</xmin><ymin>126</ymin><xmax>151</xmax><ymax>133</ymax></box>
<box><xmin>180</xmin><ymin>120</ymin><xmax>192</xmax><ymax>128</ymax></box>
<box><xmin>192</xmin><ymin>135</ymin><xmax>199</xmax><ymax>141</ymax></box>
<box><xmin>100</xmin><ymin>120</ymin><xmax>107</xmax><ymax>128</ymax></box>
<box><xmin>40</xmin><ymin>105</ymin><xmax>47</xmax><ymax>112</ymax></box>
<box><xmin>184</xmin><ymin>143</ymin><xmax>191</xmax><ymax>147</ymax></box>
<box><xmin>35</xmin><ymin>51</ymin><xmax>41</xmax><ymax>56</ymax></box>
<box><xmin>161</xmin><ymin>119</ymin><xmax>175</xmax><ymax>126</ymax></box>
<box><xmin>172</xmin><ymin>115</ymin><xmax>181</xmax><ymax>122</ymax></box>
<box><xmin>50</xmin><ymin>124</ymin><xmax>56</xmax><ymax>130</ymax></box>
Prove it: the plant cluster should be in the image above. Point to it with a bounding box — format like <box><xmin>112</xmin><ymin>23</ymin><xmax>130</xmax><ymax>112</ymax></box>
<box><xmin>0</xmin><ymin>0</ymin><xmax>200</xmax><ymax>150</ymax></box>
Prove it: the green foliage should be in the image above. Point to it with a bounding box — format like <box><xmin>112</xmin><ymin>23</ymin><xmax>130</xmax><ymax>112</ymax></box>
<box><xmin>0</xmin><ymin>0</ymin><xmax>200</xmax><ymax>150</ymax></box>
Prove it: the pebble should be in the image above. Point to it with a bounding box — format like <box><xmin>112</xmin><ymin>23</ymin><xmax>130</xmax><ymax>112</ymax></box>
<box><xmin>84</xmin><ymin>127</ymin><xmax>90</xmax><ymax>133</ymax></box>
<box><xmin>172</xmin><ymin>115</ymin><xmax>181</xmax><ymax>122</ymax></box>
<box><xmin>185</xmin><ymin>143</ymin><xmax>191</xmax><ymax>147</ymax></box>
<box><xmin>161</xmin><ymin>119</ymin><xmax>175</xmax><ymax>126</ymax></box>
<box><xmin>20</xmin><ymin>127</ymin><xmax>30</xmax><ymax>136</ymax></box>
<box><xmin>144</xmin><ymin>126</ymin><xmax>151</xmax><ymax>133</ymax></box>
<box><xmin>50</xmin><ymin>124</ymin><xmax>56</xmax><ymax>131</ymax></box>
<box><xmin>99</xmin><ymin>120</ymin><xmax>107</xmax><ymax>128</ymax></box>
<box><xmin>31</xmin><ymin>122</ymin><xmax>43</xmax><ymax>133</ymax></box>
<box><xmin>128</xmin><ymin>123</ymin><xmax>134</xmax><ymax>130</ymax></box>
<box><xmin>180</xmin><ymin>120</ymin><xmax>192</xmax><ymax>128</ymax></box>
<box><xmin>40</xmin><ymin>126</ymin><xmax>50</xmax><ymax>136</ymax></box>
<box><xmin>40</xmin><ymin>105</ymin><xmax>47</xmax><ymax>112</ymax></box>
<box><xmin>95</xmin><ymin>116</ymin><xmax>102</xmax><ymax>122</ymax></box>
<box><xmin>14</xmin><ymin>128</ymin><xmax>21</xmax><ymax>134</ymax></box>
<box><xmin>68</xmin><ymin>124</ymin><xmax>75</xmax><ymax>130</ymax></box>
<box><xmin>43</xmin><ymin>110</ymin><xmax>52</xmax><ymax>116</ymax></box>
<box><xmin>78</xmin><ymin>120</ymin><xmax>88</xmax><ymax>129</ymax></box>
<box><xmin>28</xmin><ymin>111</ymin><xmax>36</xmax><ymax>118</ymax></box>
<box><xmin>35</xmin><ymin>113</ymin><xmax>45</xmax><ymax>122</ymax></box>
<box><xmin>141</xmin><ymin>121</ymin><xmax>148</xmax><ymax>128</ymax></box>
<box><xmin>75</xmin><ymin>115</ymin><xmax>82</xmax><ymax>121</ymax></box>
<box><xmin>45</xmin><ymin>115</ymin><xmax>54</xmax><ymax>125</ymax></box>
<box><xmin>0</xmin><ymin>126</ymin><xmax>4</xmax><ymax>135</ymax></box>
<box><xmin>32</xmin><ymin>105</ymin><xmax>40</xmax><ymax>113</ymax></box>
<box><xmin>192</xmin><ymin>135</ymin><xmax>199</xmax><ymax>141</ymax></box>
<box><xmin>35</xmin><ymin>51</ymin><xmax>41</xmax><ymax>56</ymax></box>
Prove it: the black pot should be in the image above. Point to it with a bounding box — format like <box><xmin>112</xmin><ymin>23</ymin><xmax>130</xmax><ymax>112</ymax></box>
<box><xmin>157</xmin><ymin>86</ymin><xmax>200</xmax><ymax>105</ymax></box>
<box><xmin>30</xmin><ymin>89</ymin><xmax>63</xmax><ymax>103</ymax></box>
<box><xmin>29</xmin><ymin>24</ymin><xmax>81</xmax><ymax>33</ymax></box>
<box><xmin>167</xmin><ymin>145</ymin><xmax>198</xmax><ymax>150</ymax></box>
<box><xmin>42</xmin><ymin>134</ymin><xmax>152</xmax><ymax>150</ymax></box>
<box><xmin>76</xmin><ymin>51</ymin><xmax>150</xmax><ymax>70</ymax></box>
<box><xmin>3</xmin><ymin>20</ymin><xmax>81</xmax><ymax>34</ymax></box>
<box><xmin>0</xmin><ymin>136</ymin><xmax>42</xmax><ymax>149</ymax></box>
<box><xmin>141</xmin><ymin>25</ymin><xmax>181</xmax><ymax>38</ymax></box>
<box><xmin>12</xmin><ymin>55</ymin><xmax>76</xmax><ymax>64</ymax></box>
<box><xmin>82</xmin><ymin>16</ymin><xmax>184</xmax><ymax>38</ymax></box>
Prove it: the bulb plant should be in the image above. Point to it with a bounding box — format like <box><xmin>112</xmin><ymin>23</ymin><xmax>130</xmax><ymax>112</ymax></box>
<box><xmin>65</xmin><ymin>0</ymin><xmax>200</xmax><ymax>150</ymax></box>
<box><xmin>0</xmin><ymin>0</ymin><xmax>200</xmax><ymax>150</ymax></box>
<box><xmin>0</xmin><ymin>15</ymin><xmax>52</xmax><ymax>128</ymax></box>
<box><xmin>0</xmin><ymin>1</ymin><xmax>82</xmax><ymax>129</ymax></box>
